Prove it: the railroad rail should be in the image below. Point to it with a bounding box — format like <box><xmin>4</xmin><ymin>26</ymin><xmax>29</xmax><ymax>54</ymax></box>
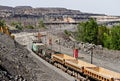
<box><xmin>31</xmin><ymin>42</ymin><xmax>120</xmax><ymax>81</ymax></box>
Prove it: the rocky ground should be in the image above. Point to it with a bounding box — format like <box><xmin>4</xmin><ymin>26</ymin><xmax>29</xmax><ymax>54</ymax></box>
<box><xmin>57</xmin><ymin>35</ymin><xmax>120</xmax><ymax>64</ymax></box>
<box><xmin>8</xmin><ymin>30</ymin><xmax>120</xmax><ymax>81</ymax></box>
<box><xmin>51</xmin><ymin>32</ymin><xmax>120</xmax><ymax>73</ymax></box>
<box><xmin>0</xmin><ymin>33</ymin><xmax>71</xmax><ymax>81</ymax></box>
<box><xmin>14</xmin><ymin>31</ymin><xmax>120</xmax><ymax>73</ymax></box>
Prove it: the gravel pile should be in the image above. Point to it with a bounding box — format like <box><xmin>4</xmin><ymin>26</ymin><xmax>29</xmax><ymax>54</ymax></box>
<box><xmin>0</xmin><ymin>33</ymin><xmax>70</xmax><ymax>81</ymax></box>
<box><xmin>0</xmin><ymin>65</ymin><xmax>25</xmax><ymax>81</ymax></box>
<box><xmin>93</xmin><ymin>48</ymin><xmax>120</xmax><ymax>63</ymax></box>
<box><xmin>0</xmin><ymin>65</ymin><xmax>15</xmax><ymax>81</ymax></box>
<box><xmin>0</xmin><ymin>33</ymin><xmax>34</xmax><ymax>81</ymax></box>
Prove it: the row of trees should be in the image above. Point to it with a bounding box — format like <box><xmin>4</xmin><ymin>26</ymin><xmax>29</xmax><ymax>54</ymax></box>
<box><xmin>0</xmin><ymin>19</ymin><xmax>46</xmax><ymax>30</ymax></box>
<box><xmin>11</xmin><ymin>20</ymin><xmax>46</xmax><ymax>30</ymax></box>
<box><xmin>76</xmin><ymin>18</ymin><xmax>120</xmax><ymax>50</ymax></box>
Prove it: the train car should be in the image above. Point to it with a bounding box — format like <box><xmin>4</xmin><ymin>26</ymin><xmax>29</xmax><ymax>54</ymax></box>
<box><xmin>51</xmin><ymin>54</ymin><xmax>75</xmax><ymax>65</ymax></box>
<box><xmin>65</xmin><ymin>59</ymin><xmax>96</xmax><ymax>73</ymax></box>
<box><xmin>41</xmin><ymin>48</ymin><xmax>56</xmax><ymax>62</ymax></box>
<box><xmin>32</xmin><ymin>42</ymin><xmax>60</xmax><ymax>63</ymax></box>
<box><xmin>32</xmin><ymin>42</ymin><xmax>45</xmax><ymax>54</ymax></box>
<box><xmin>32</xmin><ymin>44</ymin><xmax>120</xmax><ymax>81</ymax></box>
<box><xmin>51</xmin><ymin>54</ymin><xmax>76</xmax><ymax>72</ymax></box>
<box><xmin>84</xmin><ymin>67</ymin><xmax>120</xmax><ymax>81</ymax></box>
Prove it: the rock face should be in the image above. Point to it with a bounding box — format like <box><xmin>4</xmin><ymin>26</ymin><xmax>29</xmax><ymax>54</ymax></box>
<box><xmin>0</xmin><ymin>33</ymin><xmax>70</xmax><ymax>81</ymax></box>
<box><xmin>0</xmin><ymin>5</ymin><xmax>13</xmax><ymax>10</ymax></box>
<box><xmin>0</xmin><ymin>33</ymin><xmax>33</xmax><ymax>81</ymax></box>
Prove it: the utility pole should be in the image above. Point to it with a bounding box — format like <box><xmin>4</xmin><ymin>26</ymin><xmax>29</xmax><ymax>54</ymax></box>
<box><xmin>59</xmin><ymin>39</ymin><xmax>61</xmax><ymax>52</ymax></box>
<box><xmin>90</xmin><ymin>45</ymin><xmax>95</xmax><ymax>64</ymax></box>
<box><xmin>91</xmin><ymin>47</ymin><xmax>93</xmax><ymax>64</ymax></box>
<box><xmin>59</xmin><ymin>24</ymin><xmax>62</xmax><ymax>53</ymax></box>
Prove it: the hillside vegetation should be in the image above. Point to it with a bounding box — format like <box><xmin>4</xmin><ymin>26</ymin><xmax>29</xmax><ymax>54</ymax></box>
<box><xmin>76</xmin><ymin>18</ymin><xmax>120</xmax><ymax>50</ymax></box>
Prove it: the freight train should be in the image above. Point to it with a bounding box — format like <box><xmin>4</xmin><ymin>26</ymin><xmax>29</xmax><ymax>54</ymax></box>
<box><xmin>31</xmin><ymin>41</ymin><xmax>120</xmax><ymax>81</ymax></box>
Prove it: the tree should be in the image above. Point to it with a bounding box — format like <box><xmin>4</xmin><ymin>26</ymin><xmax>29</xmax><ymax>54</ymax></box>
<box><xmin>15</xmin><ymin>23</ymin><xmax>23</xmax><ymax>30</ymax></box>
<box><xmin>77</xmin><ymin>18</ymin><xmax>98</xmax><ymax>44</ymax></box>
<box><xmin>26</xmin><ymin>25</ymin><xmax>34</xmax><ymax>29</ymax></box>
<box><xmin>110</xmin><ymin>25</ymin><xmax>120</xmax><ymax>50</ymax></box>
<box><xmin>38</xmin><ymin>20</ymin><xmax>46</xmax><ymax>29</ymax></box>
<box><xmin>64</xmin><ymin>30</ymin><xmax>71</xmax><ymax>36</ymax></box>
<box><xmin>103</xmin><ymin>32</ymin><xmax>112</xmax><ymax>49</ymax></box>
<box><xmin>76</xmin><ymin>22</ymin><xmax>85</xmax><ymax>41</ymax></box>
<box><xmin>74</xmin><ymin>18</ymin><xmax>120</xmax><ymax>50</ymax></box>
<box><xmin>97</xmin><ymin>25</ymin><xmax>109</xmax><ymax>45</ymax></box>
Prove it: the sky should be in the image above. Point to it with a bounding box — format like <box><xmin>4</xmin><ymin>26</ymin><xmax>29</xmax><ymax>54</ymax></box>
<box><xmin>0</xmin><ymin>0</ymin><xmax>120</xmax><ymax>16</ymax></box>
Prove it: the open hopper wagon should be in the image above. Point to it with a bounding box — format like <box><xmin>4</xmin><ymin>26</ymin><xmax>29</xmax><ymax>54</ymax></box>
<box><xmin>51</xmin><ymin>54</ymin><xmax>75</xmax><ymax>64</ymax></box>
<box><xmin>84</xmin><ymin>67</ymin><xmax>120</xmax><ymax>81</ymax></box>
<box><xmin>65</xmin><ymin>59</ymin><xmax>96</xmax><ymax>73</ymax></box>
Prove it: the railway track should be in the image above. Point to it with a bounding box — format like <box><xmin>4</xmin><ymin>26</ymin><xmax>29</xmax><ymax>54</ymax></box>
<box><xmin>31</xmin><ymin>41</ymin><xmax>120</xmax><ymax>81</ymax></box>
<box><xmin>48</xmin><ymin>60</ymin><xmax>86</xmax><ymax>81</ymax></box>
<box><xmin>14</xmin><ymin>31</ymin><xmax>120</xmax><ymax>81</ymax></box>
<box><xmin>36</xmin><ymin>53</ymin><xmax>90</xmax><ymax>81</ymax></box>
<box><xmin>29</xmin><ymin>42</ymin><xmax>89</xmax><ymax>81</ymax></box>
<box><xmin>53</xmin><ymin>62</ymin><xmax>90</xmax><ymax>81</ymax></box>
<box><xmin>27</xmin><ymin>46</ymin><xmax>75</xmax><ymax>81</ymax></box>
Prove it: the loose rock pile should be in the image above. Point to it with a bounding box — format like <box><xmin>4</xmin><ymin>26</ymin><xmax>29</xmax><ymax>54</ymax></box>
<box><xmin>0</xmin><ymin>33</ymin><xmax>33</xmax><ymax>81</ymax></box>
<box><xmin>56</xmin><ymin>35</ymin><xmax>120</xmax><ymax>63</ymax></box>
<box><xmin>0</xmin><ymin>33</ymin><xmax>70</xmax><ymax>81</ymax></box>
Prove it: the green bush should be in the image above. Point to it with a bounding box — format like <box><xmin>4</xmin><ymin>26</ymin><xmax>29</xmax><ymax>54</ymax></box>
<box><xmin>76</xmin><ymin>18</ymin><xmax>120</xmax><ymax>50</ymax></box>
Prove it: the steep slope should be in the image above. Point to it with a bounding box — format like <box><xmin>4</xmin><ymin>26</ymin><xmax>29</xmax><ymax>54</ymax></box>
<box><xmin>0</xmin><ymin>33</ymin><xmax>70</xmax><ymax>81</ymax></box>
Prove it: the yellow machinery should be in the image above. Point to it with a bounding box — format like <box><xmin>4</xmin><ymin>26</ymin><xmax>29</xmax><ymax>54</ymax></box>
<box><xmin>0</xmin><ymin>26</ymin><xmax>15</xmax><ymax>39</ymax></box>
